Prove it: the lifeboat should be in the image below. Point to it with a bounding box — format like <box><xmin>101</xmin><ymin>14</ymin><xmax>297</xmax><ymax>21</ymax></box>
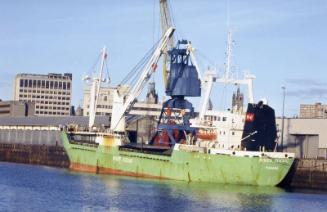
<box><xmin>197</xmin><ymin>129</ymin><xmax>217</xmax><ymax>141</ymax></box>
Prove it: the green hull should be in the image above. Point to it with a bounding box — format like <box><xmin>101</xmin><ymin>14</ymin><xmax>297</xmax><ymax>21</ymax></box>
<box><xmin>61</xmin><ymin>132</ymin><xmax>294</xmax><ymax>186</ymax></box>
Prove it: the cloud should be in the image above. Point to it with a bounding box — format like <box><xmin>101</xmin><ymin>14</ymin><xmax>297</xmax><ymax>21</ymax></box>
<box><xmin>285</xmin><ymin>78</ymin><xmax>327</xmax><ymax>99</ymax></box>
<box><xmin>286</xmin><ymin>78</ymin><xmax>327</xmax><ymax>87</ymax></box>
<box><xmin>287</xmin><ymin>88</ymin><xmax>327</xmax><ymax>98</ymax></box>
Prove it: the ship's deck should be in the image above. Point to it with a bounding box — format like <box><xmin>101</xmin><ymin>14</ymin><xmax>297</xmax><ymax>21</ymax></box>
<box><xmin>119</xmin><ymin>143</ymin><xmax>173</xmax><ymax>156</ymax></box>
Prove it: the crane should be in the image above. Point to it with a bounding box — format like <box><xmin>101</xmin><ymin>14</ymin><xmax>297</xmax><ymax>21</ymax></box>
<box><xmin>110</xmin><ymin>27</ymin><xmax>175</xmax><ymax>132</ymax></box>
<box><xmin>160</xmin><ymin>0</ymin><xmax>174</xmax><ymax>89</ymax></box>
<box><xmin>83</xmin><ymin>46</ymin><xmax>107</xmax><ymax>130</ymax></box>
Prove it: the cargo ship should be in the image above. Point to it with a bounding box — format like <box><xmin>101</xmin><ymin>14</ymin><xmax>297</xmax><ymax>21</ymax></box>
<box><xmin>62</xmin><ymin>28</ymin><xmax>294</xmax><ymax>186</ymax></box>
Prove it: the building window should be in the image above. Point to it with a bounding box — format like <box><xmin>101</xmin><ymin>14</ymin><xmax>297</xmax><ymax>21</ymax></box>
<box><xmin>67</xmin><ymin>82</ymin><xmax>71</xmax><ymax>89</ymax></box>
<box><xmin>63</xmin><ymin>82</ymin><xmax>66</xmax><ymax>89</ymax></box>
<box><xmin>29</xmin><ymin>80</ymin><xmax>32</xmax><ymax>87</ymax></box>
<box><xmin>20</xmin><ymin>79</ymin><xmax>24</xmax><ymax>87</ymax></box>
<box><xmin>24</xmin><ymin>79</ymin><xmax>28</xmax><ymax>87</ymax></box>
<box><xmin>50</xmin><ymin>81</ymin><xmax>54</xmax><ymax>89</ymax></box>
<box><xmin>46</xmin><ymin>81</ymin><xmax>49</xmax><ymax>89</ymax></box>
<box><xmin>37</xmin><ymin>80</ymin><xmax>41</xmax><ymax>87</ymax></box>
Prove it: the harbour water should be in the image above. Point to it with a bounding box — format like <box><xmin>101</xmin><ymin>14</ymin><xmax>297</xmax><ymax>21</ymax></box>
<box><xmin>0</xmin><ymin>162</ymin><xmax>326</xmax><ymax>211</ymax></box>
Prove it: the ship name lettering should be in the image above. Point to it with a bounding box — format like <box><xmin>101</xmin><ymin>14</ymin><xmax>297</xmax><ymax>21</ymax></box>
<box><xmin>113</xmin><ymin>156</ymin><xmax>133</xmax><ymax>163</ymax></box>
<box><xmin>259</xmin><ymin>158</ymin><xmax>273</xmax><ymax>163</ymax></box>
<box><xmin>265</xmin><ymin>166</ymin><xmax>279</xmax><ymax>170</ymax></box>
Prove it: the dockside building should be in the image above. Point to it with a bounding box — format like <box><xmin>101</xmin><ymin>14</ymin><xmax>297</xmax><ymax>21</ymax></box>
<box><xmin>300</xmin><ymin>102</ymin><xmax>327</xmax><ymax>119</ymax></box>
<box><xmin>0</xmin><ymin>100</ymin><xmax>35</xmax><ymax>117</ymax></box>
<box><xmin>82</xmin><ymin>82</ymin><xmax>161</xmax><ymax>117</ymax></box>
<box><xmin>13</xmin><ymin>73</ymin><xmax>72</xmax><ymax>116</ymax></box>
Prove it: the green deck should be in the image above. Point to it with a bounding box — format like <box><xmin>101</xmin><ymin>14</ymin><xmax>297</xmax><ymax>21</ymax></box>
<box><xmin>61</xmin><ymin>132</ymin><xmax>294</xmax><ymax>186</ymax></box>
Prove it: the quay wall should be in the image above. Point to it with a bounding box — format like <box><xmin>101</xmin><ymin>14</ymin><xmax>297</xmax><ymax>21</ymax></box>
<box><xmin>0</xmin><ymin>143</ymin><xmax>69</xmax><ymax>168</ymax></box>
<box><xmin>286</xmin><ymin>158</ymin><xmax>327</xmax><ymax>190</ymax></box>
<box><xmin>0</xmin><ymin>128</ymin><xmax>68</xmax><ymax>168</ymax></box>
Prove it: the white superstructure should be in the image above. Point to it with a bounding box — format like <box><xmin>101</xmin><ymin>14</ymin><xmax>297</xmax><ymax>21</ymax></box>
<box><xmin>192</xmin><ymin>30</ymin><xmax>257</xmax><ymax>150</ymax></box>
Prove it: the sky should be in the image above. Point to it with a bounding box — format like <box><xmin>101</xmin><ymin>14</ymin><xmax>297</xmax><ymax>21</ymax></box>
<box><xmin>0</xmin><ymin>0</ymin><xmax>327</xmax><ymax>117</ymax></box>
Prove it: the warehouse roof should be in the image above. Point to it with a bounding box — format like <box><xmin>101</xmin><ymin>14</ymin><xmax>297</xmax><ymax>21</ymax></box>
<box><xmin>0</xmin><ymin>116</ymin><xmax>110</xmax><ymax>127</ymax></box>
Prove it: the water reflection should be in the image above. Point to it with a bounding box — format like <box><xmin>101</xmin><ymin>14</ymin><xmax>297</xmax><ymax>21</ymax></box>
<box><xmin>98</xmin><ymin>175</ymin><xmax>285</xmax><ymax>211</ymax></box>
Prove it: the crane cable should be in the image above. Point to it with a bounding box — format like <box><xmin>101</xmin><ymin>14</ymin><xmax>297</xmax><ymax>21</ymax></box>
<box><xmin>119</xmin><ymin>39</ymin><xmax>160</xmax><ymax>92</ymax></box>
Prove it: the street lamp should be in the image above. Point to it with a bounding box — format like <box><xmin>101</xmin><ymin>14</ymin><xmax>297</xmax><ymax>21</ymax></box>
<box><xmin>281</xmin><ymin>86</ymin><xmax>286</xmax><ymax>152</ymax></box>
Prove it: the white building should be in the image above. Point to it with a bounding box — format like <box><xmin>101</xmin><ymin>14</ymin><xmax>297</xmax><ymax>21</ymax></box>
<box><xmin>82</xmin><ymin>82</ymin><xmax>162</xmax><ymax>117</ymax></box>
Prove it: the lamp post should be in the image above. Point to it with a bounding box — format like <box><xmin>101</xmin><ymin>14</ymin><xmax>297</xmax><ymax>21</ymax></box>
<box><xmin>281</xmin><ymin>86</ymin><xmax>286</xmax><ymax>152</ymax></box>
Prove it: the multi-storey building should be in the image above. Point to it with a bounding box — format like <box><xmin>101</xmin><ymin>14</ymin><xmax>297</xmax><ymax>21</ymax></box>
<box><xmin>82</xmin><ymin>82</ymin><xmax>161</xmax><ymax>117</ymax></box>
<box><xmin>13</xmin><ymin>73</ymin><xmax>72</xmax><ymax>116</ymax></box>
<box><xmin>300</xmin><ymin>103</ymin><xmax>327</xmax><ymax>119</ymax></box>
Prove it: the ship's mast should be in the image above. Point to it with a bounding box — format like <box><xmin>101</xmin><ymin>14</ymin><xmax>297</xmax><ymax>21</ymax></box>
<box><xmin>198</xmin><ymin>29</ymin><xmax>256</xmax><ymax>121</ymax></box>
<box><xmin>87</xmin><ymin>46</ymin><xmax>107</xmax><ymax>129</ymax></box>
<box><xmin>222</xmin><ymin>30</ymin><xmax>255</xmax><ymax>103</ymax></box>
<box><xmin>225</xmin><ymin>31</ymin><xmax>233</xmax><ymax>82</ymax></box>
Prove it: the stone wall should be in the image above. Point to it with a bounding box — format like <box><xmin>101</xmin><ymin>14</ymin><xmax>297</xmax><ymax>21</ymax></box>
<box><xmin>283</xmin><ymin>158</ymin><xmax>327</xmax><ymax>190</ymax></box>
